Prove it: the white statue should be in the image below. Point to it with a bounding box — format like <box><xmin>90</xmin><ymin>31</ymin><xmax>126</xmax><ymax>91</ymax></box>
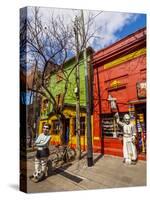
<box><xmin>115</xmin><ymin>113</ymin><xmax>137</xmax><ymax>165</ymax></box>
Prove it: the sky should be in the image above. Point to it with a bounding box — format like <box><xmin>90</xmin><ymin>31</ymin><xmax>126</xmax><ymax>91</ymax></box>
<box><xmin>26</xmin><ymin>7</ymin><xmax>146</xmax><ymax>66</ymax></box>
<box><xmin>87</xmin><ymin>10</ymin><xmax>146</xmax><ymax>50</ymax></box>
<box><xmin>113</xmin><ymin>14</ymin><xmax>146</xmax><ymax>43</ymax></box>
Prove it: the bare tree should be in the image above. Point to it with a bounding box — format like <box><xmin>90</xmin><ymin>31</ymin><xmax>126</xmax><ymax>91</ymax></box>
<box><xmin>20</xmin><ymin>7</ymin><xmax>97</xmax><ymax>149</ymax></box>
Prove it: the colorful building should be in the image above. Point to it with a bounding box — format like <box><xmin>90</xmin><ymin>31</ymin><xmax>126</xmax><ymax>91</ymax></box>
<box><xmin>39</xmin><ymin>48</ymin><xmax>93</xmax><ymax>151</ymax></box>
<box><xmin>92</xmin><ymin>28</ymin><xmax>146</xmax><ymax>160</ymax></box>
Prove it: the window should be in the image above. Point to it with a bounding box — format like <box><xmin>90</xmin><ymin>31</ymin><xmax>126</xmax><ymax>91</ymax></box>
<box><xmin>80</xmin><ymin>117</ymin><xmax>85</xmax><ymax>135</ymax></box>
<box><xmin>42</xmin><ymin>99</ymin><xmax>49</xmax><ymax>110</ymax></box>
<box><xmin>74</xmin><ymin>117</ymin><xmax>85</xmax><ymax>136</ymax></box>
<box><xmin>140</xmin><ymin>69</ymin><xmax>146</xmax><ymax>81</ymax></box>
<box><xmin>56</xmin><ymin>70</ymin><xmax>63</xmax><ymax>82</ymax></box>
<box><xmin>55</xmin><ymin>94</ymin><xmax>60</xmax><ymax>105</ymax></box>
<box><xmin>52</xmin><ymin>120</ymin><xmax>60</xmax><ymax>134</ymax></box>
<box><xmin>55</xmin><ymin>93</ymin><xmax>64</xmax><ymax>107</ymax></box>
<box><xmin>102</xmin><ymin>114</ymin><xmax>124</xmax><ymax>137</ymax></box>
<box><xmin>136</xmin><ymin>81</ymin><xmax>146</xmax><ymax>99</ymax></box>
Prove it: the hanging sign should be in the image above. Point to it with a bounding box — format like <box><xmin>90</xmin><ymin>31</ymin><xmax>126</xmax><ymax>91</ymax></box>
<box><xmin>136</xmin><ymin>82</ymin><xmax>146</xmax><ymax>99</ymax></box>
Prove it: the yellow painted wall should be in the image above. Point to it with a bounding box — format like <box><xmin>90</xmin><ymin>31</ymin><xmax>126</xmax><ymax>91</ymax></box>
<box><xmin>38</xmin><ymin>107</ymin><xmax>93</xmax><ymax>150</ymax></box>
<box><xmin>39</xmin><ymin>119</ymin><xmax>49</xmax><ymax>134</ymax></box>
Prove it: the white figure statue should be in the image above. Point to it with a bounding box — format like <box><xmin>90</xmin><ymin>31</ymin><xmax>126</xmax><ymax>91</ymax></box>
<box><xmin>115</xmin><ymin>113</ymin><xmax>137</xmax><ymax>165</ymax></box>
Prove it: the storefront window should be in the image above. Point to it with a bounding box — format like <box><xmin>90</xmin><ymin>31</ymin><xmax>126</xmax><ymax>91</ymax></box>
<box><xmin>102</xmin><ymin>114</ymin><xmax>124</xmax><ymax>137</ymax></box>
<box><xmin>135</xmin><ymin>103</ymin><xmax>146</xmax><ymax>153</ymax></box>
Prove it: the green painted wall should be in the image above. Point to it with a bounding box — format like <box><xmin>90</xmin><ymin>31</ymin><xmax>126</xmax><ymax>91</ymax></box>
<box><xmin>49</xmin><ymin>59</ymin><xmax>86</xmax><ymax>106</ymax></box>
<box><xmin>40</xmin><ymin>49</ymin><xmax>93</xmax><ymax>119</ymax></box>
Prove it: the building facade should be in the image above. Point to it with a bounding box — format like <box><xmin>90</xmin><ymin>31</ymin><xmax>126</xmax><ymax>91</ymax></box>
<box><xmin>92</xmin><ymin>28</ymin><xmax>146</xmax><ymax>160</ymax></box>
<box><xmin>39</xmin><ymin>48</ymin><xmax>93</xmax><ymax>151</ymax></box>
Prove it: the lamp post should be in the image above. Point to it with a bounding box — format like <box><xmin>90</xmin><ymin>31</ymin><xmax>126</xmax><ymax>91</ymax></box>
<box><xmin>74</xmin><ymin>15</ymin><xmax>81</xmax><ymax>159</ymax></box>
<box><xmin>74</xmin><ymin>86</ymin><xmax>81</xmax><ymax>159</ymax></box>
<box><xmin>81</xmin><ymin>10</ymin><xmax>93</xmax><ymax>167</ymax></box>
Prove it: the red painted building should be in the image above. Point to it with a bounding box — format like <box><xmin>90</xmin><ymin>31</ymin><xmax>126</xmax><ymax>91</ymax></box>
<box><xmin>92</xmin><ymin>28</ymin><xmax>146</xmax><ymax>160</ymax></box>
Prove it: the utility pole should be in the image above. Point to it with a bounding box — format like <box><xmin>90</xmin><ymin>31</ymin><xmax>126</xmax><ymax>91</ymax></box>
<box><xmin>74</xmin><ymin>16</ymin><xmax>81</xmax><ymax>159</ymax></box>
<box><xmin>81</xmin><ymin>10</ymin><xmax>93</xmax><ymax>167</ymax></box>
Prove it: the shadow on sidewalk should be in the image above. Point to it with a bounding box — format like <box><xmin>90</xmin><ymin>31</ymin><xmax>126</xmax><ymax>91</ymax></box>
<box><xmin>46</xmin><ymin>160</ymin><xmax>83</xmax><ymax>183</ymax></box>
<box><xmin>93</xmin><ymin>154</ymin><xmax>104</xmax><ymax>165</ymax></box>
<box><xmin>55</xmin><ymin>168</ymin><xmax>83</xmax><ymax>183</ymax></box>
<box><xmin>80</xmin><ymin>152</ymin><xmax>87</xmax><ymax>159</ymax></box>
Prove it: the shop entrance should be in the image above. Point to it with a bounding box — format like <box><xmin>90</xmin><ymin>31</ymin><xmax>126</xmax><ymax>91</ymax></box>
<box><xmin>135</xmin><ymin>103</ymin><xmax>146</xmax><ymax>154</ymax></box>
<box><xmin>64</xmin><ymin>118</ymin><xmax>70</xmax><ymax>144</ymax></box>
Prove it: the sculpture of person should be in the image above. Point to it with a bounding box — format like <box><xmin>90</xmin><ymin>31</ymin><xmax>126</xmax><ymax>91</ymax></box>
<box><xmin>30</xmin><ymin>123</ymin><xmax>51</xmax><ymax>182</ymax></box>
<box><xmin>115</xmin><ymin>112</ymin><xmax>137</xmax><ymax>165</ymax></box>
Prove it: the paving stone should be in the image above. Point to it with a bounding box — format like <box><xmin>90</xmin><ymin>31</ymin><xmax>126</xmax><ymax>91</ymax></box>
<box><xmin>25</xmin><ymin>152</ymin><xmax>146</xmax><ymax>193</ymax></box>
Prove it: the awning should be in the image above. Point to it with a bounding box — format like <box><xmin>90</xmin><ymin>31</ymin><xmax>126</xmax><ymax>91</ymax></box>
<box><xmin>128</xmin><ymin>99</ymin><xmax>146</xmax><ymax>104</ymax></box>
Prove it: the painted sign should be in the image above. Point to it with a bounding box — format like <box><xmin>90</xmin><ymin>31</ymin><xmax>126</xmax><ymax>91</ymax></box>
<box><xmin>136</xmin><ymin>82</ymin><xmax>146</xmax><ymax>99</ymax></box>
<box><xmin>110</xmin><ymin>80</ymin><xmax>121</xmax><ymax>88</ymax></box>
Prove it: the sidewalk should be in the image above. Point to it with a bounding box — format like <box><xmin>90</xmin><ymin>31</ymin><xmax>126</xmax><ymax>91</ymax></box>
<box><xmin>26</xmin><ymin>151</ymin><xmax>146</xmax><ymax>193</ymax></box>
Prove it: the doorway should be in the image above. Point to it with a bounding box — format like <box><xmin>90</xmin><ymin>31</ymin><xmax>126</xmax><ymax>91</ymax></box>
<box><xmin>64</xmin><ymin>118</ymin><xmax>70</xmax><ymax>144</ymax></box>
<box><xmin>135</xmin><ymin>103</ymin><xmax>146</xmax><ymax>153</ymax></box>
